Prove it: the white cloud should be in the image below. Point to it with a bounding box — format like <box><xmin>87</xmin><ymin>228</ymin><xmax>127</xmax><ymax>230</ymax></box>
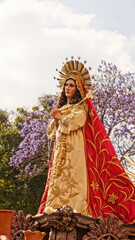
<box><xmin>0</xmin><ymin>0</ymin><xmax>135</xmax><ymax>110</ymax></box>
<box><xmin>0</xmin><ymin>0</ymin><xmax>96</xmax><ymax>30</ymax></box>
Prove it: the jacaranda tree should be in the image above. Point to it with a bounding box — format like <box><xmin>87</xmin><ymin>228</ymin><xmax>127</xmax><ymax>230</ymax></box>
<box><xmin>9</xmin><ymin>95</ymin><xmax>57</xmax><ymax>178</ymax></box>
<box><xmin>93</xmin><ymin>61</ymin><xmax>135</xmax><ymax>161</ymax></box>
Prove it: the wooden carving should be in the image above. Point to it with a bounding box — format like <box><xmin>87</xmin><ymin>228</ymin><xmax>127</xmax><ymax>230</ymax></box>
<box><xmin>11</xmin><ymin>211</ymin><xmax>39</xmax><ymax>240</ymax></box>
<box><xmin>82</xmin><ymin>214</ymin><xmax>130</xmax><ymax>240</ymax></box>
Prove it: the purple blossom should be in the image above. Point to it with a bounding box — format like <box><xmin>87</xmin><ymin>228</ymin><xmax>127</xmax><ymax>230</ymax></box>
<box><xmin>93</xmin><ymin>60</ymin><xmax>135</xmax><ymax>160</ymax></box>
<box><xmin>9</xmin><ymin>95</ymin><xmax>57</xmax><ymax>177</ymax></box>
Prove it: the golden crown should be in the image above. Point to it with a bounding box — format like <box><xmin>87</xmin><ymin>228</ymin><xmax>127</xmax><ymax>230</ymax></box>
<box><xmin>54</xmin><ymin>56</ymin><xmax>94</xmax><ymax>92</ymax></box>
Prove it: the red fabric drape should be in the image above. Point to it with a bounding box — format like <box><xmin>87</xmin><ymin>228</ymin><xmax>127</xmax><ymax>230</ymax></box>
<box><xmin>38</xmin><ymin>153</ymin><xmax>54</xmax><ymax>214</ymax></box>
<box><xmin>85</xmin><ymin>98</ymin><xmax>135</xmax><ymax>223</ymax></box>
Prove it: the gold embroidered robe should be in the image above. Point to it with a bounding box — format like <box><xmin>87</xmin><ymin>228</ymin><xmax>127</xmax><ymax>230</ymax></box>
<box><xmin>45</xmin><ymin>102</ymin><xmax>91</xmax><ymax>215</ymax></box>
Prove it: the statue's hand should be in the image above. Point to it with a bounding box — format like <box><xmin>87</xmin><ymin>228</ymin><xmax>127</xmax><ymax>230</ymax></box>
<box><xmin>51</xmin><ymin>109</ymin><xmax>61</xmax><ymax>120</ymax></box>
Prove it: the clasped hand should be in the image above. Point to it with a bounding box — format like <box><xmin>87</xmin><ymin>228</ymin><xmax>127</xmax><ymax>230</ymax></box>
<box><xmin>51</xmin><ymin>109</ymin><xmax>61</xmax><ymax>120</ymax></box>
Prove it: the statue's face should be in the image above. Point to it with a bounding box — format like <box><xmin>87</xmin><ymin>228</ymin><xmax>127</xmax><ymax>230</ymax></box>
<box><xmin>65</xmin><ymin>79</ymin><xmax>76</xmax><ymax>101</ymax></box>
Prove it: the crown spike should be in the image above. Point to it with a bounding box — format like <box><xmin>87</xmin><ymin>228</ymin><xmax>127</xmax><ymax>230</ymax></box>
<box><xmin>69</xmin><ymin>60</ymin><xmax>74</xmax><ymax>70</ymax></box>
<box><xmin>83</xmin><ymin>74</ymin><xmax>90</xmax><ymax>80</ymax></box>
<box><xmin>77</xmin><ymin>62</ymin><xmax>84</xmax><ymax>72</ymax></box>
<box><xmin>59</xmin><ymin>71</ymin><xmax>66</xmax><ymax>76</ymax></box>
<box><xmin>66</xmin><ymin>61</ymin><xmax>71</xmax><ymax>71</ymax></box>
<box><xmin>81</xmin><ymin>67</ymin><xmax>88</xmax><ymax>76</ymax></box>
<box><xmin>74</xmin><ymin>60</ymin><xmax>79</xmax><ymax>70</ymax></box>
<box><xmin>57</xmin><ymin>78</ymin><xmax>65</xmax><ymax>81</ymax></box>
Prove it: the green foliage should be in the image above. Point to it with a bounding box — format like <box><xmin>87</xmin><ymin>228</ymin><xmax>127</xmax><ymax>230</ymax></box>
<box><xmin>18</xmin><ymin>173</ymin><xmax>47</xmax><ymax>215</ymax></box>
<box><xmin>0</xmin><ymin>109</ymin><xmax>9</xmax><ymax>123</ymax></box>
<box><xmin>0</xmin><ymin>112</ymin><xmax>21</xmax><ymax>210</ymax></box>
<box><xmin>0</xmin><ymin>108</ymin><xmax>49</xmax><ymax>214</ymax></box>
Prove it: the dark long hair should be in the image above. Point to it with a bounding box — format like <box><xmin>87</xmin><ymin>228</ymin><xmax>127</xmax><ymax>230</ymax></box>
<box><xmin>56</xmin><ymin>78</ymin><xmax>82</xmax><ymax>108</ymax></box>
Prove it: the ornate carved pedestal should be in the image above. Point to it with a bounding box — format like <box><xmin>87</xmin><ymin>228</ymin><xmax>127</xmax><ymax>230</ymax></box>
<box><xmin>11</xmin><ymin>206</ymin><xmax>135</xmax><ymax>240</ymax></box>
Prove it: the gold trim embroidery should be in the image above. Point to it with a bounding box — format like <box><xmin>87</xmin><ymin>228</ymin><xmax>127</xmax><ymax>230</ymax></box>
<box><xmin>90</xmin><ymin>181</ymin><xmax>99</xmax><ymax>190</ymax></box>
<box><xmin>108</xmin><ymin>193</ymin><xmax>118</xmax><ymax>204</ymax></box>
<box><xmin>46</xmin><ymin>135</ymin><xmax>79</xmax><ymax>207</ymax></box>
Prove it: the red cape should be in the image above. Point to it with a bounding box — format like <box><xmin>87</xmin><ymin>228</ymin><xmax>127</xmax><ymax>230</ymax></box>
<box><xmin>85</xmin><ymin>98</ymin><xmax>135</xmax><ymax>223</ymax></box>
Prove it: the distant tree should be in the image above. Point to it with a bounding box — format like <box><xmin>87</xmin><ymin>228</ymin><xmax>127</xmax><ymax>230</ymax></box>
<box><xmin>93</xmin><ymin>60</ymin><xmax>135</xmax><ymax>161</ymax></box>
<box><xmin>0</xmin><ymin>109</ymin><xmax>21</xmax><ymax>210</ymax></box>
<box><xmin>0</xmin><ymin>108</ymin><xmax>50</xmax><ymax>214</ymax></box>
<box><xmin>9</xmin><ymin>95</ymin><xmax>57</xmax><ymax>178</ymax></box>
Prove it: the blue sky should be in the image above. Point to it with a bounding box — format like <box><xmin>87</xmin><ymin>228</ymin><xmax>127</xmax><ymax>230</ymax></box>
<box><xmin>0</xmin><ymin>0</ymin><xmax>135</xmax><ymax>110</ymax></box>
<box><xmin>59</xmin><ymin>0</ymin><xmax>135</xmax><ymax>36</ymax></box>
